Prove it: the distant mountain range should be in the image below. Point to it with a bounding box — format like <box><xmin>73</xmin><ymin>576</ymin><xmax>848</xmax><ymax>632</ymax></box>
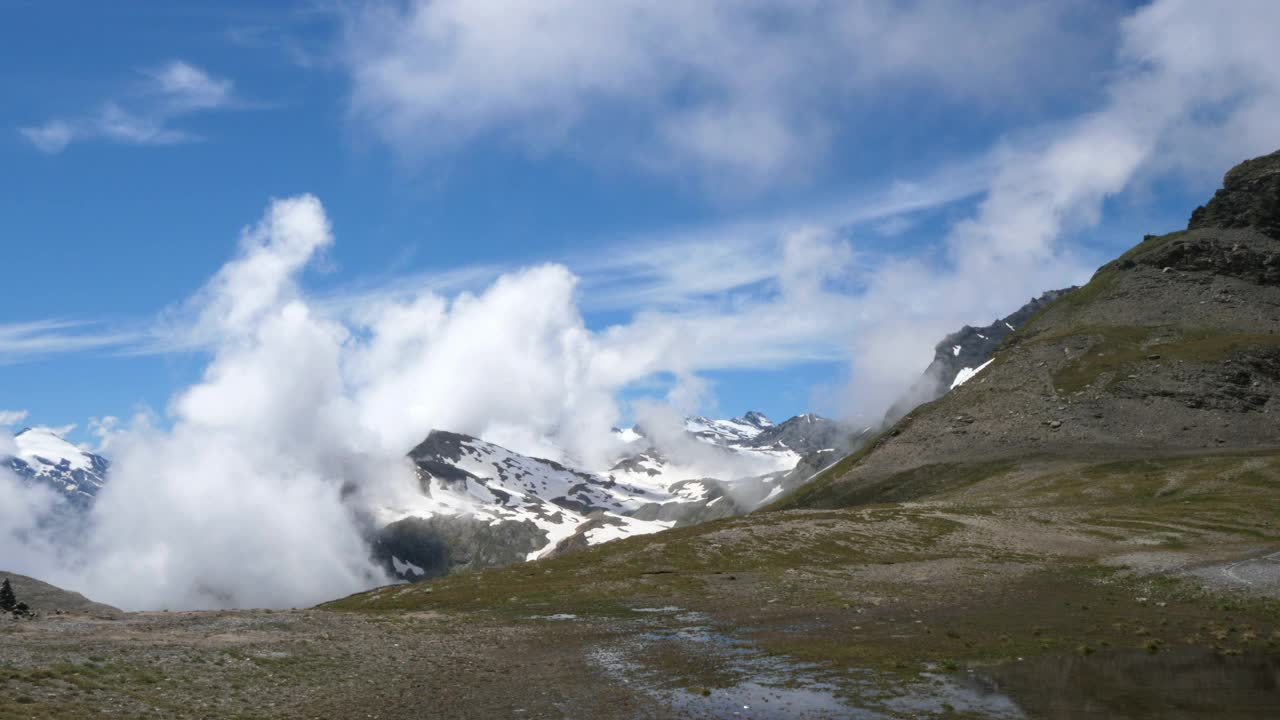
<box><xmin>372</xmin><ymin>411</ymin><xmax>849</xmax><ymax>580</ymax></box>
<box><xmin>1</xmin><ymin>290</ymin><xmax>1061</xmax><ymax>581</ymax></box>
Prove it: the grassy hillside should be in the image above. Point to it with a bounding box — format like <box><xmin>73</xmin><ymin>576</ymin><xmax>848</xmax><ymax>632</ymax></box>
<box><xmin>318</xmin><ymin>151</ymin><xmax>1280</xmax><ymax>716</ymax></box>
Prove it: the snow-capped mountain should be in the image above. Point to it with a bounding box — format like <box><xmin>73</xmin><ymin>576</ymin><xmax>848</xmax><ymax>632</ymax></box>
<box><xmin>373</xmin><ymin>411</ymin><xmax>851</xmax><ymax>580</ymax></box>
<box><xmin>2</xmin><ymin>427</ymin><xmax>109</xmax><ymax>507</ymax></box>
<box><xmin>0</xmin><ymin>414</ymin><xmax>848</xmax><ymax>581</ymax></box>
<box><xmin>683</xmin><ymin>410</ymin><xmax>775</xmax><ymax>444</ymax></box>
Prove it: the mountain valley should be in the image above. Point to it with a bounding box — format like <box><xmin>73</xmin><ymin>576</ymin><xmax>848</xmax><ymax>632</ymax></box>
<box><xmin>5</xmin><ymin>149</ymin><xmax>1280</xmax><ymax>718</ymax></box>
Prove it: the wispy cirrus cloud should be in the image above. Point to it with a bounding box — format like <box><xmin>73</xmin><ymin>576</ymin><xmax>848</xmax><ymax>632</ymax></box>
<box><xmin>19</xmin><ymin>61</ymin><xmax>236</xmax><ymax>154</ymax></box>
<box><xmin>0</xmin><ymin>319</ymin><xmax>142</xmax><ymax>364</ymax></box>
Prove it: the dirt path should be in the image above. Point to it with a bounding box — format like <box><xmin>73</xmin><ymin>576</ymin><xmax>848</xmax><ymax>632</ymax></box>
<box><xmin>1208</xmin><ymin>549</ymin><xmax>1280</xmax><ymax>595</ymax></box>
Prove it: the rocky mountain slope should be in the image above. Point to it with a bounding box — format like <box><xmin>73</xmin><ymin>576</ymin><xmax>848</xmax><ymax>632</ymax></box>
<box><xmin>373</xmin><ymin>285</ymin><xmax>1079</xmax><ymax>582</ymax></box>
<box><xmin>881</xmin><ymin>288</ymin><xmax>1076</xmax><ymax>425</ymax></box>
<box><xmin>373</xmin><ymin>412</ymin><xmax>848</xmax><ymax>579</ymax></box>
<box><xmin>780</xmin><ymin>148</ymin><xmax>1280</xmax><ymax>510</ymax></box>
<box><xmin>329</xmin><ymin>149</ymin><xmax>1280</xmax><ymax>720</ymax></box>
<box><xmin>2</xmin><ymin>427</ymin><xmax>109</xmax><ymax>507</ymax></box>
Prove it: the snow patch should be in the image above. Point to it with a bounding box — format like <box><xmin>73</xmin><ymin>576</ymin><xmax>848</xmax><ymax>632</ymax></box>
<box><xmin>13</xmin><ymin>427</ymin><xmax>93</xmax><ymax>472</ymax></box>
<box><xmin>950</xmin><ymin>359</ymin><xmax>995</xmax><ymax>389</ymax></box>
<box><xmin>391</xmin><ymin>556</ymin><xmax>425</xmax><ymax>577</ymax></box>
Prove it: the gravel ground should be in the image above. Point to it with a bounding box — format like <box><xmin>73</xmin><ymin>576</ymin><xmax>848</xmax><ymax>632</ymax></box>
<box><xmin>1</xmin><ymin>608</ymin><xmax>659</xmax><ymax>720</ymax></box>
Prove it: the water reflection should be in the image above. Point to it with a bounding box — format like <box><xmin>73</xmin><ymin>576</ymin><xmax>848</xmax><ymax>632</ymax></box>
<box><xmin>982</xmin><ymin>649</ymin><xmax>1280</xmax><ymax>719</ymax></box>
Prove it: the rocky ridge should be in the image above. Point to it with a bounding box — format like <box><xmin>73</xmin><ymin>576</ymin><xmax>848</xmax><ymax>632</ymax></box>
<box><xmin>781</xmin><ymin>148</ymin><xmax>1280</xmax><ymax>510</ymax></box>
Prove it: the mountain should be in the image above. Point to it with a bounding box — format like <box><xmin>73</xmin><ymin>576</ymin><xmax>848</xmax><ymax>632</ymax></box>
<box><xmin>0</xmin><ymin>570</ymin><xmax>123</xmax><ymax>618</ymax></box>
<box><xmin>781</xmin><ymin>147</ymin><xmax>1280</xmax><ymax>510</ymax></box>
<box><xmin>3</xmin><ymin>427</ymin><xmax>109</xmax><ymax>507</ymax></box>
<box><xmin>681</xmin><ymin>410</ymin><xmax>778</xmax><ymax>444</ymax></box>
<box><xmin>746</xmin><ymin>295</ymin><xmax>1074</xmax><ymax>498</ymax></box>
<box><xmin>881</xmin><ymin>288</ymin><xmax>1075</xmax><ymax>425</ymax></box>
<box><xmin>336</xmin><ymin>149</ymin><xmax>1280</xmax><ymax>720</ymax></box>
<box><xmin>373</xmin><ymin>411</ymin><xmax>850</xmax><ymax>580</ymax></box>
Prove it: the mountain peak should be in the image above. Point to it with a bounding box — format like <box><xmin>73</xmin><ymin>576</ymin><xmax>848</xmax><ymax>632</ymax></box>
<box><xmin>6</xmin><ymin>426</ymin><xmax>109</xmax><ymax>506</ymax></box>
<box><xmin>734</xmin><ymin>411</ymin><xmax>773</xmax><ymax>429</ymax></box>
<box><xmin>1188</xmin><ymin>148</ymin><xmax>1280</xmax><ymax>238</ymax></box>
<box><xmin>12</xmin><ymin>427</ymin><xmax>93</xmax><ymax>469</ymax></box>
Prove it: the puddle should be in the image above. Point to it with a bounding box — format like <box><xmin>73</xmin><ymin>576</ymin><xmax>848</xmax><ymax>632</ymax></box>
<box><xmin>597</xmin><ymin>609</ymin><xmax>1280</xmax><ymax>717</ymax></box>
<box><xmin>531</xmin><ymin>613</ymin><xmax>579</xmax><ymax>621</ymax></box>
<box><xmin>592</xmin><ymin>619</ymin><xmax>1025</xmax><ymax>719</ymax></box>
<box><xmin>980</xmin><ymin>648</ymin><xmax>1280</xmax><ymax>718</ymax></box>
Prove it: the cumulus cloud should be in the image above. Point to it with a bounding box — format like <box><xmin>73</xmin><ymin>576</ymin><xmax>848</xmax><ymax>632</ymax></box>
<box><xmin>0</xmin><ymin>197</ymin><xmax>886</xmax><ymax>609</ymax></box>
<box><xmin>0</xmin><ymin>198</ymin><xmax>390</xmax><ymax>609</ymax></box>
<box><xmin>0</xmin><ymin>409</ymin><xmax>29</xmax><ymax>427</ymax></box>
<box><xmin>19</xmin><ymin>61</ymin><xmax>236</xmax><ymax>154</ymax></box>
<box><xmin>341</xmin><ymin>0</ymin><xmax>1117</xmax><ymax>188</ymax></box>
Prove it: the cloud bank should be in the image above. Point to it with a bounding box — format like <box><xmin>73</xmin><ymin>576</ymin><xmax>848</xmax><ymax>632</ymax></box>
<box><xmin>342</xmin><ymin>0</ymin><xmax>1117</xmax><ymax>188</ymax></box>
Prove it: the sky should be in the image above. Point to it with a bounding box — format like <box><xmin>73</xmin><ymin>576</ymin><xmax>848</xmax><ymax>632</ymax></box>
<box><xmin>3</xmin><ymin>0</ymin><xmax>1280</xmax><ymax>453</ymax></box>
<box><xmin>5</xmin><ymin>0</ymin><xmax>1280</xmax><ymax>611</ymax></box>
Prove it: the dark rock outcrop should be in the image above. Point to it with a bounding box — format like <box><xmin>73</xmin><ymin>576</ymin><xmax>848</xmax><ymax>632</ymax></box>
<box><xmin>373</xmin><ymin>515</ymin><xmax>547</xmax><ymax>581</ymax></box>
<box><xmin>745</xmin><ymin>414</ymin><xmax>852</xmax><ymax>454</ymax></box>
<box><xmin>1189</xmin><ymin>148</ymin><xmax>1280</xmax><ymax>239</ymax></box>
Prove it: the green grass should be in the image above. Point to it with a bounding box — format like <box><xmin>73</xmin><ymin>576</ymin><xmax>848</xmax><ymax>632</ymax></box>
<box><xmin>316</xmin><ymin>444</ymin><xmax>1280</xmax><ymax>702</ymax></box>
<box><xmin>990</xmin><ymin>230</ymin><xmax>1190</xmax><ymax>355</ymax></box>
<box><xmin>1044</xmin><ymin>326</ymin><xmax>1280</xmax><ymax>394</ymax></box>
<box><xmin>775</xmin><ymin>460</ymin><xmax>1018</xmax><ymax>510</ymax></box>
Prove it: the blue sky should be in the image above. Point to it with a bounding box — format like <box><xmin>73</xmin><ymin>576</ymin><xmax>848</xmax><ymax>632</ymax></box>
<box><xmin>3</xmin><ymin>0</ymin><xmax>1278</xmax><ymax>451</ymax></box>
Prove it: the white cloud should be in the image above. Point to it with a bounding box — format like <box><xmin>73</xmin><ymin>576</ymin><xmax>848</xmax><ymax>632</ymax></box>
<box><xmin>0</xmin><ymin>196</ymin><xmax>899</xmax><ymax>609</ymax></box>
<box><xmin>0</xmin><ymin>469</ymin><xmax>68</xmax><ymax>573</ymax></box>
<box><xmin>19</xmin><ymin>120</ymin><xmax>74</xmax><ymax>153</ymax></box>
<box><xmin>828</xmin><ymin>0</ymin><xmax>1280</xmax><ymax>415</ymax></box>
<box><xmin>0</xmin><ymin>320</ymin><xmax>139</xmax><ymax>365</ymax></box>
<box><xmin>1</xmin><ymin>197</ymin><xmax>392</xmax><ymax>610</ymax></box>
<box><xmin>94</xmin><ymin>103</ymin><xmax>194</xmax><ymax>146</ymax></box>
<box><xmin>0</xmin><ymin>410</ymin><xmax>28</xmax><ymax>427</ymax></box>
<box><xmin>87</xmin><ymin>416</ymin><xmax>120</xmax><ymax>453</ymax></box>
<box><xmin>14</xmin><ymin>0</ymin><xmax>1280</xmax><ymax>426</ymax></box>
<box><xmin>19</xmin><ymin>61</ymin><xmax>235</xmax><ymax>154</ymax></box>
<box><xmin>148</xmin><ymin>60</ymin><xmax>234</xmax><ymax>111</ymax></box>
<box><xmin>341</xmin><ymin>0</ymin><xmax>1117</xmax><ymax>188</ymax></box>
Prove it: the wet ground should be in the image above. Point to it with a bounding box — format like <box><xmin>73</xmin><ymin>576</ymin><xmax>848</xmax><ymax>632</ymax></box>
<box><xmin>584</xmin><ymin>607</ymin><xmax>1024</xmax><ymax>719</ymax></box>
<box><xmin>986</xmin><ymin>648</ymin><xmax>1280</xmax><ymax>719</ymax></box>
<box><xmin>5</xmin><ymin>582</ymin><xmax>1280</xmax><ymax>719</ymax></box>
